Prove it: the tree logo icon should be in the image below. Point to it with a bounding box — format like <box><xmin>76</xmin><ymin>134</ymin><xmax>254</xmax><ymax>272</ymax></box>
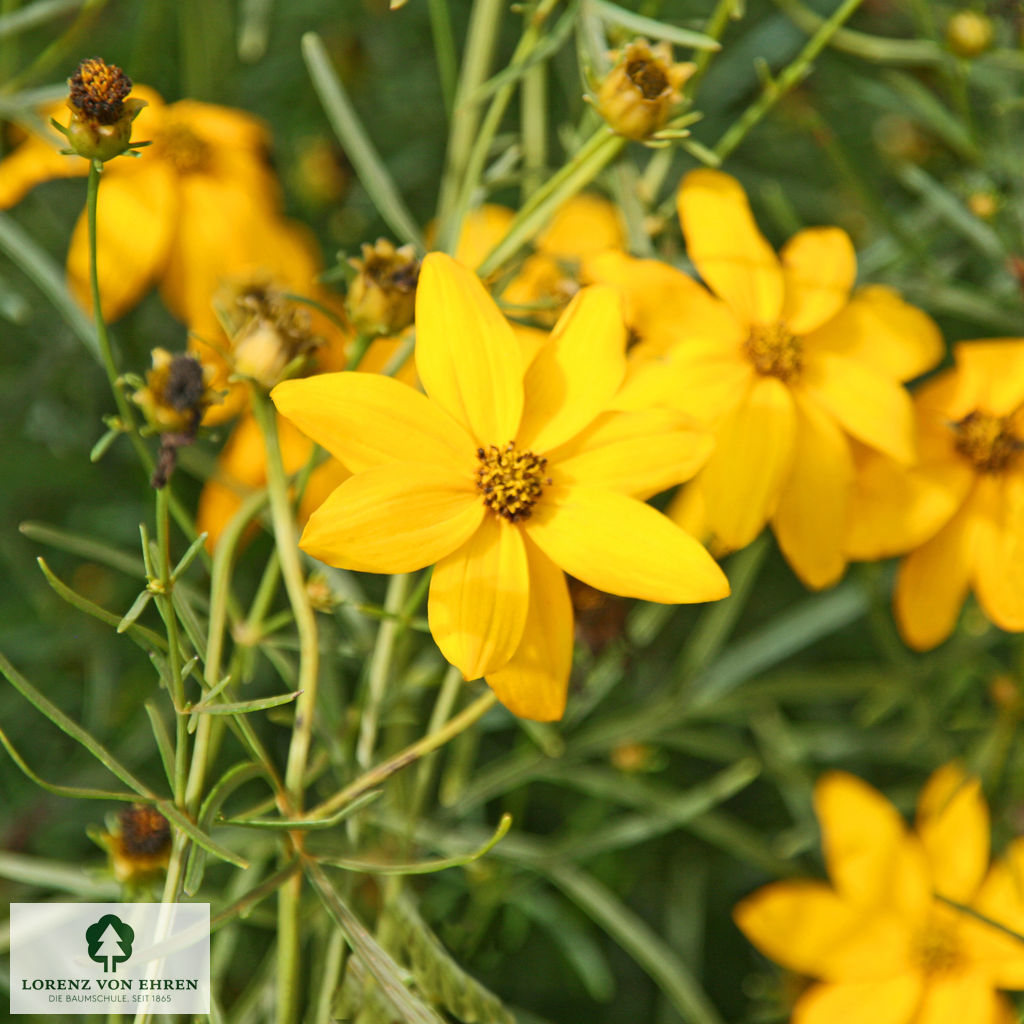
<box><xmin>85</xmin><ymin>914</ymin><xmax>134</xmax><ymax>973</ymax></box>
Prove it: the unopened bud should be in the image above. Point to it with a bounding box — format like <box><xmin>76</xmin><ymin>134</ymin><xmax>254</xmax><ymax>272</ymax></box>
<box><xmin>346</xmin><ymin>239</ymin><xmax>420</xmax><ymax>336</ymax></box>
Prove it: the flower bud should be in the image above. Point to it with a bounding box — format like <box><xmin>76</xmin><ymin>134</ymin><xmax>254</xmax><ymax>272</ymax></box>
<box><xmin>595</xmin><ymin>40</ymin><xmax>694</xmax><ymax>141</ymax></box>
<box><xmin>345</xmin><ymin>239</ymin><xmax>420</xmax><ymax>336</ymax></box>
<box><xmin>946</xmin><ymin>11</ymin><xmax>994</xmax><ymax>58</ymax></box>
<box><xmin>63</xmin><ymin>57</ymin><xmax>146</xmax><ymax>162</ymax></box>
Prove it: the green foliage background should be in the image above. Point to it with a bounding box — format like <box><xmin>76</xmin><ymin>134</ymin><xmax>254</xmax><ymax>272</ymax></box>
<box><xmin>1</xmin><ymin>1</ymin><xmax>1024</xmax><ymax>1022</ymax></box>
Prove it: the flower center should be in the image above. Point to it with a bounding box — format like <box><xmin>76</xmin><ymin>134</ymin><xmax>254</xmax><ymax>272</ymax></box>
<box><xmin>68</xmin><ymin>57</ymin><xmax>132</xmax><ymax>124</ymax></box>
<box><xmin>626</xmin><ymin>57</ymin><xmax>668</xmax><ymax>100</ymax></box>
<box><xmin>953</xmin><ymin>411</ymin><xmax>1021</xmax><ymax>474</ymax></box>
<box><xmin>744</xmin><ymin>321</ymin><xmax>802</xmax><ymax>382</ymax></box>
<box><xmin>155</xmin><ymin>122</ymin><xmax>211</xmax><ymax>174</ymax></box>
<box><xmin>475</xmin><ymin>442</ymin><xmax>549</xmax><ymax>522</ymax></box>
<box><xmin>912</xmin><ymin>919</ymin><xmax>963</xmax><ymax>976</ymax></box>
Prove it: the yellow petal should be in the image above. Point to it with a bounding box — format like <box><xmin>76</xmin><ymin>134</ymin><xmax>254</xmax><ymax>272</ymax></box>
<box><xmin>299</xmin><ymin>457</ymin><xmax>351</xmax><ymax>527</ymax></box>
<box><xmin>815</xmin><ymin>772</ymin><xmax>932</xmax><ymax>917</ymax></box>
<box><xmin>735</xmin><ymin>882</ymin><xmax>912</xmax><ymax>981</ymax></box>
<box><xmin>915</xmin><ymin>762</ymin><xmax>989</xmax><ymax>904</ymax></box>
<box><xmin>894</xmin><ymin>481</ymin><xmax>986</xmax><ymax>651</ymax></box>
<box><xmin>525</xmin><ymin>485</ymin><xmax>729</xmax><ymax>603</ymax></box>
<box><xmin>550</xmin><ymin>408</ymin><xmax>713</xmax><ymax>498</ymax></box>
<box><xmin>677</xmin><ymin>168</ymin><xmax>783</xmax><ymax>324</ymax></box>
<box><xmin>772</xmin><ymin>392</ymin><xmax>853</xmax><ymax>589</ymax></box>
<box><xmin>582</xmin><ymin>249</ymin><xmax>740</xmax><ymax>356</ymax></box>
<box><xmin>415</xmin><ymin>252</ymin><xmax>523</xmax><ymax>443</ymax></box>
<box><xmin>452</xmin><ymin>204</ymin><xmax>515</xmax><ymax>270</ymax></box>
<box><xmin>0</xmin><ymin>111</ymin><xmax>87</xmax><ymax>209</ymax></box>
<box><xmin>969</xmin><ymin>839</ymin><xmax>1024</xmax><ymax>989</ymax></box>
<box><xmin>67</xmin><ymin>163</ymin><xmax>177</xmax><ymax>320</ymax></box>
<box><xmin>950</xmin><ymin>340</ymin><xmax>1024</xmax><ymax>418</ymax></box>
<box><xmin>428</xmin><ymin>515</ymin><xmax>529</xmax><ymax>680</ymax></box>
<box><xmin>536</xmin><ymin>193</ymin><xmax>626</xmax><ymax>258</ymax></box>
<box><xmin>700</xmin><ymin>375</ymin><xmax>797</xmax><ymax>551</ymax></box>
<box><xmin>517</xmin><ymin>285</ymin><xmax>626</xmax><ymax>452</ymax></box>
<box><xmin>802</xmin><ymin>350</ymin><xmax>916</xmax><ymax>463</ymax></box>
<box><xmin>844</xmin><ymin>445</ymin><xmax>970</xmax><ymax>561</ymax></box>
<box><xmin>272</xmin><ymin>373</ymin><xmax>474</xmax><ymax>474</ymax></box>
<box><xmin>300</xmin><ymin>462</ymin><xmax>481</xmax><ymax>572</ymax></box>
<box><xmin>802</xmin><ymin>285</ymin><xmax>943</xmax><ymax>382</ymax></box>
<box><xmin>781</xmin><ymin>227</ymin><xmax>856</xmax><ymax>335</ymax></box>
<box><xmin>974</xmin><ymin>472</ymin><xmax>1024</xmax><ymax>631</ymax></box>
<box><xmin>916</xmin><ymin>972</ymin><xmax>1003</xmax><ymax>1024</ymax></box>
<box><xmin>792</xmin><ymin>977</ymin><xmax>923</xmax><ymax>1024</ymax></box>
<box><xmin>164</xmin><ymin>99</ymin><xmax>271</xmax><ymax>154</ymax></box>
<box><xmin>486</xmin><ymin>538</ymin><xmax>573</xmax><ymax>721</ymax></box>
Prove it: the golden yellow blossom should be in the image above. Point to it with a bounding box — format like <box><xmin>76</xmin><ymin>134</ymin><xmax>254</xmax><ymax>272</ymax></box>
<box><xmin>271</xmin><ymin>252</ymin><xmax>727</xmax><ymax>721</ymax></box>
<box><xmin>592</xmin><ymin>169</ymin><xmax>942</xmax><ymax>588</ymax></box>
<box><xmin>0</xmin><ymin>85</ymin><xmax>301</xmax><ymax>323</ymax></box>
<box><xmin>736</xmin><ymin>763</ymin><xmax>1024</xmax><ymax>1024</ymax></box>
<box><xmin>847</xmin><ymin>341</ymin><xmax>1024</xmax><ymax>649</ymax></box>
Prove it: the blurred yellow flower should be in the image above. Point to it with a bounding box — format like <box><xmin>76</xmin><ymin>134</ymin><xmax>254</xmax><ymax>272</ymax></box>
<box><xmin>0</xmin><ymin>86</ymin><xmax>300</xmax><ymax>323</ymax></box>
<box><xmin>594</xmin><ymin>169</ymin><xmax>942</xmax><ymax>588</ymax></box>
<box><xmin>272</xmin><ymin>252</ymin><xmax>727</xmax><ymax>721</ymax></box>
<box><xmin>847</xmin><ymin>341</ymin><xmax>1024</xmax><ymax>649</ymax></box>
<box><xmin>736</xmin><ymin>763</ymin><xmax>1024</xmax><ymax>1024</ymax></box>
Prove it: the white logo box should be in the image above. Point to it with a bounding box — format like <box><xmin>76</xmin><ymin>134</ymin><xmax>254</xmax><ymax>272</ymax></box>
<box><xmin>10</xmin><ymin>902</ymin><xmax>210</xmax><ymax>1015</ymax></box>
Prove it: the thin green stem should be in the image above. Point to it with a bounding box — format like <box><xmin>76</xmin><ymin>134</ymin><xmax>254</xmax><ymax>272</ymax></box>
<box><xmin>477</xmin><ymin>127</ymin><xmax>625</xmax><ymax>277</ymax></box>
<box><xmin>521</xmin><ymin>46</ymin><xmax>548</xmax><ymax>200</ymax></box>
<box><xmin>687</xmin><ymin>0</ymin><xmax>739</xmax><ymax>95</ymax></box>
<box><xmin>356</xmin><ymin>573</ymin><xmax>411</xmax><ymax>769</ymax></box>
<box><xmin>427</xmin><ymin>0</ymin><xmax>458</xmax><ymax>117</ymax></box>
<box><xmin>408</xmin><ymin>664</ymin><xmax>463</xmax><ymax>826</ymax></box>
<box><xmin>436</xmin><ymin>0</ymin><xmax>506</xmax><ymax>228</ymax></box>
<box><xmin>712</xmin><ymin>0</ymin><xmax>865</xmax><ymax>161</ymax></box>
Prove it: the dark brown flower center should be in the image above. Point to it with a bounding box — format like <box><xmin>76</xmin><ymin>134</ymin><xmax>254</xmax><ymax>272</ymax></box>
<box><xmin>476</xmin><ymin>442</ymin><xmax>549</xmax><ymax>522</ymax></box>
<box><xmin>626</xmin><ymin>58</ymin><xmax>668</xmax><ymax>100</ymax></box>
<box><xmin>118</xmin><ymin>805</ymin><xmax>171</xmax><ymax>857</ymax></box>
<box><xmin>68</xmin><ymin>57</ymin><xmax>132</xmax><ymax>124</ymax></box>
<box><xmin>156</xmin><ymin>121</ymin><xmax>211</xmax><ymax>174</ymax></box>
<box><xmin>744</xmin><ymin>321</ymin><xmax>802</xmax><ymax>382</ymax></box>
<box><xmin>953</xmin><ymin>411</ymin><xmax>1021</xmax><ymax>474</ymax></box>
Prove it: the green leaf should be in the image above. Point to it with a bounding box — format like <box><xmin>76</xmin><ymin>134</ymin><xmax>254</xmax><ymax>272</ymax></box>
<box><xmin>188</xmin><ymin>689</ymin><xmax>301</xmax><ymax>716</ymax></box>
<box><xmin>0</xmin><ymin>851</ymin><xmax>119</xmax><ymax>898</ymax></box>
<box><xmin>223</xmin><ymin>788</ymin><xmax>382</xmax><ymax>831</ymax></box>
<box><xmin>592</xmin><ymin>0</ymin><xmax>722</xmax><ymax>51</ymax></box>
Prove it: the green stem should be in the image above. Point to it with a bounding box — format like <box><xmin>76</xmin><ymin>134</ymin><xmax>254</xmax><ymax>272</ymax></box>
<box><xmin>356</xmin><ymin>573</ymin><xmax>411</xmax><ymax>769</ymax></box>
<box><xmin>427</xmin><ymin>0</ymin><xmax>458</xmax><ymax>117</ymax></box>
<box><xmin>251</xmin><ymin>387</ymin><xmax>320</xmax><ymax>1024</ymax></box>
<box><xmin>408</xmin><ymin>664</ymin><xmax>463</xmax><ymax>826</ymax></box>
<box><xmin>687</xmin><ymin>0</ymin><xmax>740</xmax><ymax>95</ymax></box>
<box><xmin>477</xmin><ymin>128</ymin><xmax>625</xmax><ymax>277</ymax></box>
<box><xmin>712</xmin><ymin>0</ymin><xmax>865</xmax><ymax>162</ymax></box>
<box><xmin>436</xmin><ymin>0</ymin><xmax>506</xmax><ymax>228</ymax></box>
<box><xmin>521</xmin><ymin>45</ymin><xmax>548</xmax><ymax>201</ymax></box>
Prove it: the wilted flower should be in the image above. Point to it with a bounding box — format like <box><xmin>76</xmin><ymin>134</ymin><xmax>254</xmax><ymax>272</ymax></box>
<box><xmin>95</xmin><ymin>805</ymin><xmax>172</xmax><ymax>886</ymax></box>
<box><xmin>595</xmin><ymin>39</ymin><xmax>694</xmax><ymax>141</ymax></box>
<box><xmin>60</xmin><ymin>57</ymin><xmax>147</xmax><ymax>163</ymax></box>
<box><xmin>345</xmin><ymin>238</ymin><xmax>420</xmax><ymax>337</ymax></box>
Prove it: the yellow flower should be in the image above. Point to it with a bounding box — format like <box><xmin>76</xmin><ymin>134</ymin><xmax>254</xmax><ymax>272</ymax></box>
<box><xmin>593</xmin><ymin>169</ymin><xmax>942</xmax><ymax>588</ymax></box>
<box><xmin>271</xmin><ymin>252</ymin><xmax>727</xmax><ymax>721</ymax></box>
<box><xmin>847</xmin><ymin>341</ymin><xmax>1024</xmax><ymax>649</ymax></box>
<box><xmin>0</xmin><ymin>85</ymin><xmax>297</xmax><ymax>322</ymax></box>
<box><xmin>736</xmin><ymin>763</ymin><xmax>1024</xmax><ymax>1024</ymax></box>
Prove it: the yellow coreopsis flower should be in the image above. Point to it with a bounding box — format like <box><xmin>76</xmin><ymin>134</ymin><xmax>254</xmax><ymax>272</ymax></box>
<box><xmin>0</xmin><ymin>84</ymin><xmax>297</xmax><ymax>322</ymax></box>
<box><xmin>271</xmin><ymin>252</ymin><xmax>728</xmax><ymax>721</ymax></box>
<box><xmin>736</xmin><ymin>763</ymin><xmax>1024</xmax><ymax>1024</ymax></box>
<box><xmin>590</xmin><ymin>169</ymin><xmax>942</xmax><ymax>588</ymax></box>
<box><xmin>846</xmin><ymin>341</ymin><xmax>1024</xmax><ymax>649</ymax></box>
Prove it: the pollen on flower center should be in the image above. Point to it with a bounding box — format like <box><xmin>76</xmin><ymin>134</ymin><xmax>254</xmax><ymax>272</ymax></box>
<box><xmin>744</xmin><ymin>321</ymin><xmax>802</xmax><ymax>382</ymax></box>
<box><xmin>626</xmin><ymin>57</ymin><xmax>668</xmax><ymax>100</ymax></box>
<box><xmin>69</xmin><ymin>57</ymin><xmax>132</xmax><ymax>124</ymax></box>
<box><xmin>475</xmin><ymin>442</ymin><xmax>550</xmax><ymax>522</ymax></box>
<box><xmin>156</xmin><ymin>122</ymin><xmax>211</xmax><ymax>173</ymax></box>
<box><xmin>953</xmin><ymin>411</ymin><xmax>1021</xmax><ymax>473</ymax></box>
<box><xmin>912</xmin><ymin>919</ymin><xmax>964</xmax><ymax>975</ymax></box>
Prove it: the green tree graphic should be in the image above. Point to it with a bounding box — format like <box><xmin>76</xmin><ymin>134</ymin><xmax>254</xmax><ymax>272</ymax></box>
<box><xmin>85</xmin><ymin>915</ymin><xmax>134</xmax><ymax>973</ymax></box>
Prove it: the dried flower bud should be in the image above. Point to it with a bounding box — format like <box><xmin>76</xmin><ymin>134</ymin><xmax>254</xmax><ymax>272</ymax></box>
<box><xmin>346</xmin><ymin>239</ymin><xmax>420</xmax><ymax>336</ymax></box>
<box><xmin>595</xmin><ymin>40</ymin><xmax>694</xmax><ymax>141</ymax></box>
<box><xmin>218</xmin><ymin>277</ymin><xmax>322</xmax><ymax>389</ymax></box>
<box><xmin>946</xmin><ymin>11</ymin><xmax>994</xmax><ymax>58</ymax></box>
<box><xmin>133</xmin><ymin>348</ymin><xmax>219</xmax><ymax>435</ymax></box>
<box><xmin>63</xmin><ymin>57</ymin><xmax>146</xmax><ymax>162</ymax></box>
<box><xmin>97</xmin><ymin>805</ymin><xmax>172</xmax><ymax>885</ymax></box>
